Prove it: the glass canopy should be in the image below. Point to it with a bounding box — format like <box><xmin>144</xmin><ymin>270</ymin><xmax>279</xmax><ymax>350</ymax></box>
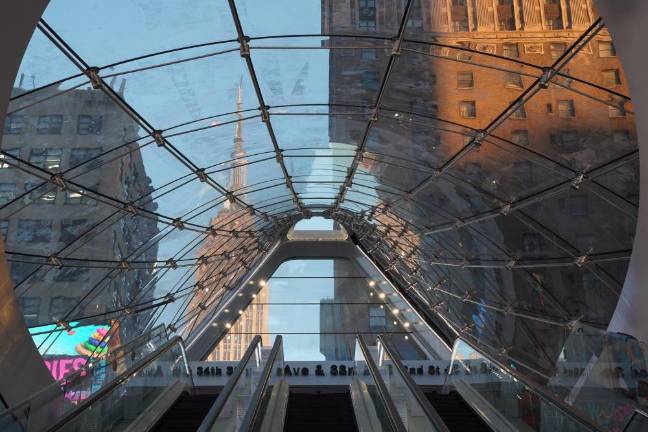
<box><xmin>0</xmin><ymin>0</ymin><xmax>639</xmax><ymax>384</ymax></box>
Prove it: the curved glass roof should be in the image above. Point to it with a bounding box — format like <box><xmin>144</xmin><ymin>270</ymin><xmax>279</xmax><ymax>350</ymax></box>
<box><xmin>1</xmin><ymin>0</ymin><xmax>638</xmax><ymax>377</ymax></box>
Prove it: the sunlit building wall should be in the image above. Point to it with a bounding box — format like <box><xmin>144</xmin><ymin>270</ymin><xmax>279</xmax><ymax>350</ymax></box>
<box><xmin>324</xmin><ymin>0</ymin><xmax>637</xmax><ymax>374</ymax></box>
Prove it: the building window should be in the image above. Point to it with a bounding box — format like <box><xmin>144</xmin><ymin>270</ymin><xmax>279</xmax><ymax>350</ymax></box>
<box><xmin>497</xmin><ymin>0</ymin><xmax>515</xmax><ymax>30</ymax></box>
<box><xmin>451</xmin><ymin>0</ymin><xmax>469</xmax><ymax>31</ymax></box>
<box><xmin>25</xmin><ymin>181</ymin><xmax>57</xmax><ymax>205</ymax></box>
<box><xmin>358</xmin><ymin>0</ymin><xmax>376</xmax><ymax>31</ymax></box>
<box><xmin>66</xmin><ymin>188</ymin><xmax>97</xmax><ymax>206</ymax></box>
<box><xmin>460</xmin><ymin>101</ymin><xmax>476</xmax><ymax>118</ymax></box>
<box><xmin>466</xmin><ymin>162</ymin><xmax>482</xmax><ymax>183</ymax></box>
<box><xmin>505</xmin><ymin>72</ymin><xmax>523</xmax><ymax>89</ymax></box>
<box><xmin>0</xmin><ymin>148</ymin><xmax>20</xmax><ymax>169</ymax></box>
<box><xmin>20</xmin><ymin>298</ymin><xmax>41</xmax><ymax>327</ymax></box>
<box><xmin>369</xmin><ymin>306</ymin><xmax>386</xmax><ymax>331</ymax></box>
<box><xmin>16</xmin><ymin>219</ymin><xmax>52</xmax><ymax>243</ymax></box>
<box><xmin>36</xmin><ymin>115</ymin><xmax>63</xmax><ymax>135</ymax></box>
<box><xmin>77</xmin><ymin>115</ymin><xmax>103</xmax><ymax>135</ymax></box>
<box><xmin>511</xmin><ymin>130</ymin><xmax>529</xmax><ymax>146</ymax></box>
<box><xmin>0</xmin><ymin>183</ymin><xmax>16</xmax><ymax>204</ymax></box>
<box><xmin>613</xmin><ymin>130</ymin><xmax>631</xmax><ymax>145</ymax></box>
<box><xmin>60</xmin><ymin>219</ymin><xmax>88</xmax><ymax>243</ymax></box>
<box><xmin>546</xmin><ymin>103</ymin><xmax>553</xmax><ymax>114</ymax></box>
<box><xmin>406</xmin><ymin>2</ymin><xmax>424</xmax><ymax>30</ymax></box>
<box><xmin>361</xmin><ymin>49</ymin><xmax>376</xmax><ymax>60</ymax></box>
<box><xmin>569</xmin><ymin>195</ymin><xmax>589</xmax><ymax>216</ymax></box>
<box><xmin>511</xmin><ymin>104</ymin><xmax>527</xmax><ymax>119</ymax></box>
<box><xmin>550</xmin><ymin>43</ymin><xmax>567</xmax><ymax>59</ymax></box>
<box><xmin>29</xmin><ymin>148</ymin><xmax>63</xmax><ymax>171</ymax></box>
<box><xmin>513</xmin><ymin>160</ymin><xmax>534</xmax><ymax>182</ymax></box>
<box><xmin>54</xmin><ymin>267</ymin><xmax>89</xmax><ymax>282</ymax></box>
<box><xmin>3</xmin><ymin>115</ymin><xmax>24</xmax><ymax>135</ymax></box>
<box><xmin>69</xmin><ymin>148</ymin><xmax>102</xmax><ymax>168</ymax></box>
<box><xmin>608</xmin><ymin>105</ymin><xmax>626</xmax><ymax>118</ymax></box>
<box><xmin>522</xmin><ymin>232</ymin><xmax>542</xmax><ymax>253</ymax></box>
<box><xmin>457</xmin><ymin>71</ymin><xmax>474</xmax><ymax>89</ymax></box>
<box><xmin>602</xmin><ymin>69</ymin><xmax>621</xmax><ymax>87</ymax></box>
<box><xmin>544</xmin><ymin>0</ymin><xmax>563</xmax><ymax>30</ymax></box>
<box><xmin>598</xmin><ymin>41</ymin><xmax>617</xmax><ymax>58</ymax></box>
<box><xmin>552</xmin><ymin>130</ymin><xmax>579</xmax><ymax>152</ymax></box>
<box><xmin>557</xmin><ymin>100</ymin><xmax>576</xmax><ymax>118</ymax></box>
<box><xmin>48</xmin><ymin>296</ymin><xmax>78</xmax><ymax>321</ymax></box>
<box><xmin>502</xmin><ymin>43</ymin><xmax>519</xmax><ymax>58</ymax></box>
<box><xmin>0</xmin><ymin>220</ymin><xmax>8</xmax><ymax>239</ymax></box>
<box><xmin>361</xmin><ymin>70</ymin><xmax>380</xmax><ymax>92</ymax></box>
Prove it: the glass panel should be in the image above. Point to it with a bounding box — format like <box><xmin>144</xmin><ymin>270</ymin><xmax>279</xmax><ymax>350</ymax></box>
<box><xmin>106</xmin><ymin>48</ymin><xmax>253</xmax><ymax>129</ymax></box>
<box><xmin>209</xmin><ymin>338</ymin><xmax>265</xmax><ymax>431</ymax></box>
<box><xmin>593</xmin><ymin>158</ymin><xmax>640</xmax><ymax>207</ymax></box>
<box><xmin>446</xmin><ymin>338</ymin><xmax>592</xmax><ymax>432</ymax></box>
<box><xmin>42</xmin><ymin>1</ymin><xmax>237</xmax><ymax>67</ymax></box>
<box><xmin>374</xmin><ymin>339</ymin><xmax>442</xmax><ymax>431</ymax></box>
<box><xmin>546</xmin><ymin>323</ymin><xmax>648</xmax><ymax>432</ymax></box>
<box><xmin>491</xmin><ymin>80</ymin><xmax>638</xmax><ymax>174</ymax></box>
<box><xmin>246</xmin><ymin>338</ymin><xmax>285</xmax><ymax>432</ymax></box>
<box><xmin>0</xmin><ymin>326</ymin><xmax>173</xmax><ymax>431</ymax></box>
<box><xmin>55</xmin><ymin>338</ymin><xmax>191</xmax><ymax>432</ymax></box>
<box><xmin>353</xmin><ymin>337</ymin><xmax>398</xmax><ymax>432</ymax></box>
<box><xmin>11</xmin><ymin>28</ymin><xmax>86</xmax><ymax>100</ymax></box>
<box><xmin>383</xmin><ymin>42</ymin><xmax>542</xmax><ymax>129</ymax></box>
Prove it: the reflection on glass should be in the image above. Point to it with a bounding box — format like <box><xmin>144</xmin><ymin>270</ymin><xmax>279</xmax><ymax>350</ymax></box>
<box><xmin>375</xmin><ymin>337</ymin><xmax>443</xmax><ymax>431</ymax></box>
<box><xmin>446</xmin><ymin>339</ymin><xmax>592</xmax><ymax>432</ymax></box>
<box><xmin>209</xmin><ymin>338</ymin><xmax>265</xmax><ymax>431</ymax></box>
<box><xmin>2</xmin><ymin>0</ymin><xmax>640</xmax><ymax>418</ymax></box>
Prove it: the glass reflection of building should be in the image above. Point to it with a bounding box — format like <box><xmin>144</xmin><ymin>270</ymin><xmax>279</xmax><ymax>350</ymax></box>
<box><xmin>1</xmin><ymin>81</ymin><xmax>159</xmax><ymax>343</ymax></box>
<box><xmin>324</xmin><ymin>0</ymin><xmax>637</xmax><ymax>375</ymax></box>
<box><xmin>191</xmin><ymin>82</ymin><xmax>270</xmax><ymax>361</ymax></box>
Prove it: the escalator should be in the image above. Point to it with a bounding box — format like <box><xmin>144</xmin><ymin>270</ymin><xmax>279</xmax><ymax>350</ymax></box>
<box><xmin>0</xmin><ymin>330</ymin><xmax>602</xmax><ymax>431</ymax></box>
<box><xmin>425</xmin><ymin>391</ymin><xmax>490</xmax><ymax>432</ymax></box>
<box><xmin>152</xmin><ymin>393</ymin><xmax>219</xmax><ymax>432</ymax></box>
<box><xmin>283</xmin><ymin>390</ymin><xmax>358</xmax><ymax>432</ymax></box>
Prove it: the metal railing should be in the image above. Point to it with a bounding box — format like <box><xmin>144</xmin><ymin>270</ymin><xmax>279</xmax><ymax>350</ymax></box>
<box><xmin>623</xmin><ymin>408</ymin><xmax>648</xmax><ymax>432</ymax></box>
<box><xmin>450</xmin><ymin>337</ymin><xmax>602</xmax><ymax>432</ymax></box>
<box><xmin>0</xmin><ymin>324</ymin><xmax>169</xmax><ymax>432</ymax></box>
<box><xmin>376</xmin><ymin>335</ymin><xmax>451</xmax><ymax>432</ymax></box>
<box><xmin>197</xmin><ymin>335</ymin><xmax>263</xmax><ymax>432</ymax></box>
<box><xmin>239</xmin><ymin>335</ymin><xmax>283</xmax><ymax>431</ymax></box>
<box><xmin>47</xmin><ymin>335</ymin><xmax>192</xmax><ymax>432</ymax></box>
<box><xmin>356</xmin><ymin>334</ymin><xmax>407</xmax><ymax>432</ymax></box>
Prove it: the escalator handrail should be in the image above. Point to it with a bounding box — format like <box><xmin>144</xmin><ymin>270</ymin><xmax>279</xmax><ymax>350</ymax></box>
<box><xmin>453</xmin><ymin>337</ymin><xmax>602</xmax><ymax>432</ymax></box>
<box><xmin>239</xmin><ymin>335</ymin><xmax>283</xmax><ymax>432</ymax></box>
<box><xmin>356</xmin><ymin>335</ymin><xmax>407</xmax><ymax>432</ymax></box>
<box><xmin>376</xmin><ymin>335</ymin><xmax>451</xmax><ymax>432</ymax></box>
<box><xmin>0</xmin><ymin>324</ymin><xmax>168</xmax><ymax>425</ymax></box>
<box><xmin>196</xmin><ymin>334</ymin><xmax>263</xmax><ymax>432</ymax></box>
<box><xmin>622</xmin><ymin>408</ymin><xmax>648</xmax><ymax>432</ymax></box>
<box><xmin>47</xmin><ymin>335</ymin><xmax>191</xmax><ymax>432</ymax></box>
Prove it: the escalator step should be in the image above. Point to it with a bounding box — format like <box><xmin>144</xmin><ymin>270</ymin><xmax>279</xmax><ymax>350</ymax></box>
<box><xmin>284</xmin><ymin>393</ymin><xmax>358</xmax><ymax>431</ymax></box>
<box><xmin>425</xmin><ymin>391</ymin><xmax>491</xmax><ymax>432</ymax></box>
<box><xmin>152</xmin><ymin>393</ymin><xmax>219</xmax><ymax>432</ymax></box>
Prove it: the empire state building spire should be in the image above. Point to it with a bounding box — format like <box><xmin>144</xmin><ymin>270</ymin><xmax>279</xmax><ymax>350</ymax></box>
<box><xmin>228</xmin><ymin>77</ymin><xmax>247</xmax><ymax>200</ymax></box>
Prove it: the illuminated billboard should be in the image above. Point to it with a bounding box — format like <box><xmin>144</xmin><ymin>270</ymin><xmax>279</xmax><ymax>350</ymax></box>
<box><xmin>29</xmin><ymin>323</ymin><xmax>112</xmax><ymax>381</ymax></box>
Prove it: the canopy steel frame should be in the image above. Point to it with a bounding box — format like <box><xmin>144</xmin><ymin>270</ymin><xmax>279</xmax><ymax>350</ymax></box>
<box><xmin>226</xmin><ymin>0</ymin><xmax>304</xmax><ymax>214</ymax></box>
<box><xmin>36</xmin><ymin>19</ymin><xmax>281</xmax><ymax>225</ymax></box>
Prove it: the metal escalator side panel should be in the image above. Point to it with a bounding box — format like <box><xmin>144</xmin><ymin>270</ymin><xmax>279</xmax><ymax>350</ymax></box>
<box><xmin>350</xmin><ymin>379</ymin><xmax>385</xmax><ymax>432</ymax></box>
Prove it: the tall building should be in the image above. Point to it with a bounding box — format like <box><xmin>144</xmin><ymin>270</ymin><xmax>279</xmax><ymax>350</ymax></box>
<box><xmin>191</xmin><ymin>81</ymin><xmax>269</xmax><ymax>360</ymax></box>
<box><xmin>324</xmin><ymin>0</ymin><xmax>637</xmax><ymax>373</ymax></box>
<box><xmin>1</xmin><ymin>82</ymin><xmax>159</xmax><ymax>344</ymax></box>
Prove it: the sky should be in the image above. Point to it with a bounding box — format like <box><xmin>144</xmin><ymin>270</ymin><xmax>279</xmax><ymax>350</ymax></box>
<box><xmin>14</xmin><ymin>1</ymin><xmax>387</xmax><ymax>360</ymax></box>
<box><xmin>16</xmin><ymin>2</ymin><xmax>327</xmax><ymax>258</ymax></box>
